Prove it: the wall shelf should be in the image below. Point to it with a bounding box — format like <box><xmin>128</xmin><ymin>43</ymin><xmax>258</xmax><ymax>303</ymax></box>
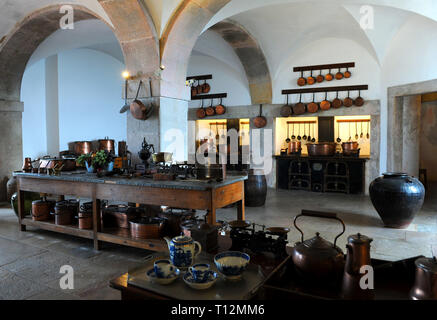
<box><xmin>293</xmin><ymin>62</ymin><xmax>355</xmax><ymax>72</ymax></box>
<box><xmin>191</xmin><ymin>93</ymin><xmax>228</xmax><ymax>100</ymax></box>
<box><xmin>186</xmin><ymin>74</ymin><xmax>212</xmax><ymax>81</ymax></box>
<box><xmin>282</xmin><ymin>85</ymin><xmax>368</xmax><ymax>95</ymax></box>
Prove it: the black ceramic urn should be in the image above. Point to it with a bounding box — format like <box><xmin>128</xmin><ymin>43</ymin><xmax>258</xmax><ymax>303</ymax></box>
<box><xmin>369</xmin><ymin>172</ymin><xmax>425</xmax><ymax>229</ymax></box>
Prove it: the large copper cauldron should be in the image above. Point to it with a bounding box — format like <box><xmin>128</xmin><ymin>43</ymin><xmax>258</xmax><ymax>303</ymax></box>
<box><xmin>73</xmin><ymin>141</ymin><xmax>92</xmax><ymax>155</ymax></box>
<box><xmin>288</xmin><ymin>141</ymin><xmax>301</xmax><ymax>154</ymax></box>
<box><xmin>306</xmin><ymin>142</ymin><xmax>336</xmax><ymax>156</ymax></box>
<box><xmin>341</xmin><ymin>142</ymin><xmax>359</xmax><ymax>156</ymax></box>
<box><xmin>99</xmin><ymin>137</ymin><xmax>115</xmax><ymax>154</ymax></box>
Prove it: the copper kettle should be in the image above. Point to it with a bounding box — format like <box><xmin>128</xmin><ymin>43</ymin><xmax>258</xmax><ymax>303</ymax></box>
<box><xmin>410</xmin><ymin>255</ymin><xmax>437</xmax><ymax>300</ymax></box>
<box><xmin>292</xmin><ymin>210</ymin><xmax>345</xmax><ymax>282</ymax></box>
<box><xmin>341</xmin><ymin>233</ymin><xmax>374</xmax><ymax>300</ymax></box>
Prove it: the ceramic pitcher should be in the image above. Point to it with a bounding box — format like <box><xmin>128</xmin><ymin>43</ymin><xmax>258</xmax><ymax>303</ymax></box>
<box><xmin>164</xmin><ymin>236</ymin><xmax>202</xmax><ymax>268</ymax></box>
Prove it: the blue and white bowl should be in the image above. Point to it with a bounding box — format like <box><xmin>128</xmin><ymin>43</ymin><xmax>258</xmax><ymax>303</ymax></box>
<box><xmin>214</xmin><ymin>251</ymin><xmax>250</xmax><ymax>280</ymax></box>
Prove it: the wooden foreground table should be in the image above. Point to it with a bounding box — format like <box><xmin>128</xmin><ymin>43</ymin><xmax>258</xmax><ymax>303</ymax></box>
<box><xmin>14</xmin><ymin>172</ymin><xmax>247</xmax><ymax>251</ymax></box>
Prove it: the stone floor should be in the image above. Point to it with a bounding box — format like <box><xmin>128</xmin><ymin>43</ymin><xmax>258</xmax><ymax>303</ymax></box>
<box><xmin>0</xmin><ymin>184</ymin><xmax>436</xmax><ymax>300</ymax></box>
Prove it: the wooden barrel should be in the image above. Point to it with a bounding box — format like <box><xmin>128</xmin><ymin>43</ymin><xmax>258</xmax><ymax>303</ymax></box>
<box><xmin>244</xmin><ymin>170</ymin><xmax>267</xmax><ymax>207</ymax></box>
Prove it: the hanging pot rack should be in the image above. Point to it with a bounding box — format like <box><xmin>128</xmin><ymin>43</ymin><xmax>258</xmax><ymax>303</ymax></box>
<box><xmin>293</xmin><ymin>62</ymin><xmax>355</xmax><ymax>72</ymax></box>
<box><xmin>282</xmin><ymin>84</ymin><xmax>368</xmax><ymax>95</ymax></box>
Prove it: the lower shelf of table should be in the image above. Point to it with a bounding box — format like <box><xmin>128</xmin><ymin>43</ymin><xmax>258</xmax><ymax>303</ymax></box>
<box><xmin>97</xmin><ymin>228</ymin><xmax>167</xmax><ymax>251</ymax></box>
<box><xmin>21</xmin><ymin>217</ymin><xmax>94</xmax><ymax>239</ymax></box>
<box><xmin>21</xmin><ymin>218</ymin><xmax>167</xmax><ymax>252</ymax></box>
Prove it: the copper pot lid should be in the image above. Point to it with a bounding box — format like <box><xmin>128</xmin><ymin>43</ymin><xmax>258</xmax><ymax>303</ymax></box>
<box><xmin>415</xmin><ymin>257</ymin><xmax>437</xmax><ymax>273</ymax></box>
<box><xmin>347</xmin><ymin>233</ymin><xmax>373</xmax><ymax>244</ymax></box>
<box><xmin>295</xmin><ymin>232</ymin><xmax>343</xmax><ymax>256</ymax></box>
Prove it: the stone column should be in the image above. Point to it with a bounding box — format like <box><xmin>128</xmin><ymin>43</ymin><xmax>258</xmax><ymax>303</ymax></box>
<box><xmin>0</xmin><ymin>100</ymin><xmax>23</xmax><ymax>201</ymax></box>
<box><xmin>126</xmin><ymin>94</ymin><xmax>189</xmax><ymax>165</ymax></box>
<box><xmin>402</xmin><ymin>95</ymin><xmax>421</xmax><ymax>177</ymax></box>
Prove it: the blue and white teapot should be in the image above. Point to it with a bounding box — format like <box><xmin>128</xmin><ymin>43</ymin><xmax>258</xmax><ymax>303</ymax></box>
<box><xmin>164</xmin><ymin>236</ymin><xmax>202</xmax><ymax>268</ymax></box>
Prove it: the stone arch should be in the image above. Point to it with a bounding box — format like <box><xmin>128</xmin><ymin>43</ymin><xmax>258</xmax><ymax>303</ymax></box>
<box><xmin>209</xmin><ymin>19</ymin><xmax>272</xmax><ymax>104</ymax></box>
<box><xmin>0</xmin><ymin>4</ymin><xmax>111</xmax><ymax>101</ymax></box>
<box><xmin>160</xmin><ymin>0</ymin><xmax>231</xmax><ymax>99</ymax></box>
<box><xmin>98</xmin><ymin>0</ymin><xmax>160</xmax><ymax>81</ymax></box>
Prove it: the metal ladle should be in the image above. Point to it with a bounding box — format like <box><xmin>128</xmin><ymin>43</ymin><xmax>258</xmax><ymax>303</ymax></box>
<box><xmin>367</xmin><ymin>121</ymin><xmax>370</xmax><ymax>139</ymax></box>
<box><xmin>286</xmin><ymin>123</ymin><xmax>291</xmax><ymax>143</ymax></box>
<box><xmin>336</xmin><ymin>121</ymin><xmax>341</xmax><ymax>143</ymax></box>
<box><xmin>307</xmin><ymin>123</ymin><xmax>312</xmax><ymax>142</ymax></box>
<box><xmin>291</xmin><ymin>123</ymin><xmax>296</xmax><ymax>140</ymax></box>
<box><xmin>303</xmin><ymin>123</ymin><xmax>307</xmax><ymax>140</ymax></box>
<box><xmin>297</xmin><ymin>123</ymin><xmax>302</xmax><ymax>141</ymax></box>
<box><xmin>355</xmin><ymin>122</ymin><xmax>359</xmax><ymax>140</ymax></box>
<box><xmin>360</xmin><ymin>121</ymin><xmax>364</xmax><ymax>139</ymax></box>
<box><xmin>311</xmin><ymin>124</ymin><xmax>316</xmax><ymax>142</ymax></box>
<box><xmin>348</xmin><ymin>122</ymin><xmax>352</xmax><ymax>141</ymax></box>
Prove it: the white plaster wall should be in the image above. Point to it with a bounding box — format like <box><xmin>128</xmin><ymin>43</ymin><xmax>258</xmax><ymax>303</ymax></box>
<box><xmin>57</xmin><ymin>48</ymin><xmax>126</xmax><ymax>152</ymax></box>
<box><xmin>21</xmin><ymin>59</ymin><xmax>47</xmax><ymax>159</ymax></box>
<box><xmin>273</xmin><ymin>38</ymin><xmax>381</xmax><ymax>104</ymax></box>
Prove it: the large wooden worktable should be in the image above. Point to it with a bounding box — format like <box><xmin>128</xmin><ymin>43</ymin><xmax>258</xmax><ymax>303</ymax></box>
<box><xmin>14</xmin><ymin>172</ymin><xmax>247</xmax><ymax>252</ymax></box>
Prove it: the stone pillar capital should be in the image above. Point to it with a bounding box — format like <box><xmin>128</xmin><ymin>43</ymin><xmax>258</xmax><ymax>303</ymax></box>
<box><xmin>0</xmin><ymin>100</ymin><xmax>24</xmax><ymax>112</ymax></box>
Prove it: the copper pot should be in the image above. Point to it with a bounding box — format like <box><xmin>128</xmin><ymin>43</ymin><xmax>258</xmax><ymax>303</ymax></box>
<box><xmin>297</xmin><ymin>72</ymin><xmax>306</xmax><ymax>86</ymax></box>
<box><xmin>344</xmin><ymin>91</ymin><xmax>354</xmax><ymax>107</ymax></box>
<box><xmin>332</xmin><ymin>92</ymin><xmax>343</xmax><ymax>108</ymax></box>
<box><xmin>202</xmin><ymin>82</ymin><xmax>211</xmax><ymax>94</ymax></box>
<box><xmin>31</xmin><ymin>199</ymin><xmax>53</xmax><ymax>221</ymax></box>
<box><xmin>38</xmin><ymin>157</ymin><xmax>76</xmax><ymax>171</ymax></box>
<box><xmin>159</xmin><ymin>208</ymin><xmax>196</xmax><ymax>237</ymax></box>
<box><xmin>319</xmin><ymin>92</ymin><xmax>331</xmax><ymax>111</ymax></box>
<box><xmin>410</xmin><ymin>256</ymin><xmax>437</xmax><ymax>300</ymax></box>
<box><xmin>307</xmin><ymin>71</ymin><xmax>316</xmax><ymax>85</ymax></box>
<box><xmin>215</xmin><ymin>99</ymin><xmax>226</xmax><ymax>115</ymax></box>
<box><xmin>306</xmin><ymin>93</ymin><xmax>319</xmax><ymax>113</ymax></box>
<box><xmin>316</xmin><ymin>70</ymin><xmax>324</xmax><ymax>83</ymax></box>
<box><xmin>335</xmin><ymin>69</ymin><xmax>344</xmax><ymax>80</ymax></box>
<box><xmin>129</xmin><ymin>217</ymin><xmax>165</xmax><ymax>239</ymax></box>
<box><xmin>77</xmin><ymin>202</ymin><xmax>93</xmax><ymax>229</ymax></box>
<box><xmin>307</xmin><ymin>142</ymin><xmax>336</xmax><ymax>156</ymax></box>
<box><xmin>292</xmin><ymin>210</ymin><xmax>345</xmax><ymax>281</ymax></box>
<box><xmin>254</xmin><ymin>104</ymin><xmax>267</xmax><ymax>128</ymax></box>
<box><xmin>354</xmin><ymin>91</ymin><xmax>364</xmax><ymax>107</ymax></box>
<box><xmin>288</xmin><ymin>141</ymin><xmax>301</xmax><ymax>154</ymax></box>
<box><xmin>99</xmin><ymin>137</ymin><xmax>115</xmax><ymax>154</ymax></box>
<box><xmin>53</xmin><ymin>201</ymin><xmax>73</xmax><ymax>225</ymax></box>
<box><xmin>102</xmin><ymin>204</ymin><xmax>138</xmax><ymax>229</ymax></box>
<box><xmin>342</xmin><ymin>141</ymin><xmax>359</xmax><ymax>156</ymax></box>
<box><xmin>344</xmin><ymin>68</ymin><xmax>352</xmax><ymax>78</ymax></box>
<box><xmin>293</xmin><ymin>94</ymin><xmax>306</xmax><ymax>115</ymax></box>
<box><xmin>73</xmin><ymin>141</ymin><xmax>92</xmax><ymax>155</ymax></box>
<box><xmin>280</xmin><ymin>95</ymin><xmax>292</xmax><ymax>117</ymax></box>
<box><xmin>325</xmin><ymin>69</ymin><xmax>334</xmax><ymax>81</ymax></box>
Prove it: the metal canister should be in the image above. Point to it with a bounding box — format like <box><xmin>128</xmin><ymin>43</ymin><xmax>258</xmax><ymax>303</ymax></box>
<box><xmin>78</xmin><ymin>202</ymin><xmax>93</xmax><ymax>230</ymax></box>
<box><xmin>54</xmin><ymin>201</ymin><xmax>73</xmax><ymax>225</ymax></box>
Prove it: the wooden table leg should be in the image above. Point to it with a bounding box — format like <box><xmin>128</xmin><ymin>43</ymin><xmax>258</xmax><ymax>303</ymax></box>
<box><xmin>17</xmin><ymin>185</ymin><xmax>26</xmax><ymax>231</ymax></box>
<box><xmin>206</xmin><ymin>209</ymin><xmax>216</xmax><ymax>225</ymax></box>
<box><xmin>93</xmin><ymin>198</ymin><xmax>101</xmax><ymax>250</ymax></box>
<box><xmin>237</xmin><ymin>180</ymin><xmax>245</xmax><ymax>221</ymax></box>
<box><xmin>237</xmin><ymin>199</ymin><xmax>245</xmax><ymax>221</ymax></box>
